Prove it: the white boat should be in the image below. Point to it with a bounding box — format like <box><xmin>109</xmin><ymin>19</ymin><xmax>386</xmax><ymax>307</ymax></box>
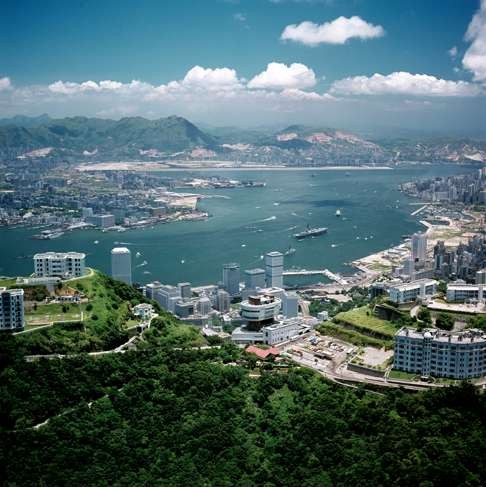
<box><xmin>335</xmin><ymin>209</ymin><xmax>341</xmax><ymax>217</ymax></box>
<box><xmin>284</xmin><ymin>246</ymin><xmax>296</xmax><ymax>256</ymax></box>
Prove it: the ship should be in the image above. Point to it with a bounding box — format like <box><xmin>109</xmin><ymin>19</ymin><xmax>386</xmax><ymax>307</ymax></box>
<box><xmin>335</xmin><ymin>209</ymin><xmax>341</xmax><ymax>217</ymax></box>
<box><xmin>293</xmin><ymin>225</ymin><xmax>328</xmax><ymax>240</ymax></box>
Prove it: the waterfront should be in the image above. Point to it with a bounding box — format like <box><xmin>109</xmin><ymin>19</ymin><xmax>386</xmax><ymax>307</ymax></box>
<box><xmin>0</xmin><ymin>164</ymin><xmax>479</xmax><ymax>285</ymax></box>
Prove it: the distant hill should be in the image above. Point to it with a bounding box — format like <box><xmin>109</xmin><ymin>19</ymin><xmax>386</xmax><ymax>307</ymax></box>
<box><xmin>1</xmin><ymin>115</ymin><xmax>485</xmax><ymax>165</ymax></box>
<box><xmin>0</xmin><ymin>115</ymin><xmax>217</xmax><ymax>159</ymax></box>
<box><xmin>0</xmin><ymin>114</ymin><xmax>52</xmax><ymax>127</ymax></box>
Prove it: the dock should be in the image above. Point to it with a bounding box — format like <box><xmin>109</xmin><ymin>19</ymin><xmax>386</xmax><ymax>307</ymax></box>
<box><xmin>283</xmin><ymin>269</ymin><xmax>348</xmax><ymax>285</ymax></box>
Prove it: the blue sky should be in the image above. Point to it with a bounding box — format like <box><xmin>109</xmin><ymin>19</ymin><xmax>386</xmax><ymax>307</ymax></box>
<box><xmin>1</xmin><ymin>0</ymin><xmax>486</xmax><ymax>134</ymax></box>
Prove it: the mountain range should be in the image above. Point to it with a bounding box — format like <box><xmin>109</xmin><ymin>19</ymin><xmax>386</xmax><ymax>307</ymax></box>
<box><xmin>0</xmin><ymin>114</ymin><xmax>485</xmax><ymax>165</ymax></box>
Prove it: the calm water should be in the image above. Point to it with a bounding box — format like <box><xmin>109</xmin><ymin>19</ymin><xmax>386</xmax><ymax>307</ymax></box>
<box><xmin>0</xmin><ymin>165</ymin><xmax>478</xmax><ymax>286</ymax></box>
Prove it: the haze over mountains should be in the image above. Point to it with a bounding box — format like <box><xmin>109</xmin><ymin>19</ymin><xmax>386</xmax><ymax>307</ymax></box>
<box><xmin>0</xmin><ymin>114</ymin><xmax>485</xmax><ymax>165</ymax></box>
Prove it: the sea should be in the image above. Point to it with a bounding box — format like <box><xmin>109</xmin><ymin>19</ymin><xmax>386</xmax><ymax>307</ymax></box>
<box><xmin>0</xmin><ymin>164</ymin><xmax>479</xmax><ymax>286</ymax></box>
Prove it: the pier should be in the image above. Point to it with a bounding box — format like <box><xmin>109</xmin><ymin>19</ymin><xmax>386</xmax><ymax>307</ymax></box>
<box><xmin>410</xmin><ymin>204</ymin><xmax>429</xmax><ymax>216</ymax></box>
<box><xmin>283</xmin><ymin>269</ymin><xmax>348</xmax><ymax>285</ymax></box>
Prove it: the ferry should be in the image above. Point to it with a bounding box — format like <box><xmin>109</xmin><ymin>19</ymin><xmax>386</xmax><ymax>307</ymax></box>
<box><xmin>293</xmin><ymin>225</ymin><xmax>328</xmax><ymax>240</ymax></box>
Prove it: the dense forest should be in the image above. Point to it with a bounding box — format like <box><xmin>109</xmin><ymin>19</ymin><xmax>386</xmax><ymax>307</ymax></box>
<box><xmin>1</xmin><ymin>345</ymin><xmax>485</xmax><ymax>485</ymax></box>
<box><xmin>1</xmin><ymin>275</ymin><xmax>485</xmax><ymax>486</ymax></box>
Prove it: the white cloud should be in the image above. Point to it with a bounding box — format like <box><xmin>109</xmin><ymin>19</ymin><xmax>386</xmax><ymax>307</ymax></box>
<box><xmin>233</xmin><ymin>12</ymin><xmax>246</xmax><ymax>22</ymax></box>
<box><xmin>248</xmin><ymin>62</ymin><xmax>316</xmax><ymax>90</ymax></box>
<box><xmin>281</xmin><ymin>16</ymin><xmax>385</xmax><ymax>46</ymax></box>
<box><xmin>0</xmin><ymin>77</ymin><xmax>12</xmax><ymax>91</ymax></box>
<box><xmin>48</xmin><ymin>79</ymin><xmax>149</xmax><ymax>95</ymax></box>
<box><xmin>330</xmin><ymin>71</ymin><xmax>481</xmax><ymax>97</ymax></box>
<box><xmin>180</xmin><ymin>66</ymin><xmax>242</xmax><ymax>90</ymax></box>
<box><xmin>281</xmin><ymin>88</ymin><xmax>336</xmax><ymax>101</ymax></box>
<box><xmin>463</xmin><ymin>0</ymin><xmax>486</xmax><ymax>82</ymax></box>
<box><xmin>448</xmin><ymin>46</ymin><xmax>458</xmax><ymax>59</ymax></box>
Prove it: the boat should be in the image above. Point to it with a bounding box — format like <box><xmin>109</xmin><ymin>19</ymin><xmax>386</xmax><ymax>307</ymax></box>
<box><xmin>335</xmin><ymin>209</ymin><xmax>341</xmax><ymax>217</ymax></box>
<box><xmin>293</xmin><ymin>225</ymin><xmax>328</xmax><ymax>240</ymax></box>
<box><xmin>284</xmin><ymin>245</ymin><xmax>296</xmax><ymax>256</ymax></box>
<box><xmin>46</xmin><ymin>231</ymin><xmax>64</xmax><ymax>239</ymax></box>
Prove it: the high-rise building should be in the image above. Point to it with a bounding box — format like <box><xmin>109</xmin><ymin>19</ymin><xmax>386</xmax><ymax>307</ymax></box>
<box><xmin>476</xmin><ymin>269</ymin><xmax>486</xmax><ymax>284</ymax></box>
<box><xmin>244</xmin><ymin>268</ymin><xmax>266</xmax><ymax>290</ymax></box>
<box><xmin>154</xmin><ymin>285</ymin><xmax>180</xmax><ymax>312</ymax></box>
<box><xmin>34</xmin><ymin>252</ymin><xmax>86</xmax><ymax>279</ymax></box>
<box><xmin>197</xmin><ymin>296</ymin><xmax>212</xmax><ymax>316</ymax></box>
<box><xmin>0</xmin><ymin>287</ymin><xmax>24</xmax><ymax>331</ymax></box>
<box><xmin>178</xmin><ymin>282</ymin><xmax>192</xmax><ymax>299</ymax></box>
<box><xmin>223</xmin><ymin>263</ymin><xmax>240</xmax><ymax>296</ymax></box>
<box><xmin>216</xmin><ymin>289</ymin><xmax>230</xmax><ymax>313</ymax></box>
<box><xmin>265</xmin><ymin>251</ymin><xmax>284</xmax><ymax>288</ymax></box>
<box><xmin>282</xmin><ymin>292</ymin><xmax>299</xmax><ymax>318</ymax></box>
<box><xmin>111</xmin><ymin>247</ymin><xmax>132</xmax><ymax>285</ymax></box>
<box><xmin>145</xmin><ymin>281</ymin><xmax>162</xmax><ymax>300</ymax></box>
<box><xmin>86</xmin><ymin>214</ymin><xmax>115</xmax><ymax>229</ymax></box>
<box><xmin>411</xmin><ymin>232</ymin><xmax>428</xmax><ymax>262</ymax></box>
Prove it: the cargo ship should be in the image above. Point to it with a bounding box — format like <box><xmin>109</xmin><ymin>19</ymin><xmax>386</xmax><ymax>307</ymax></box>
<box><xmin>293</xmin><ymin>225</ymin><xmax>328</xmax><ymax>240</ymax></box>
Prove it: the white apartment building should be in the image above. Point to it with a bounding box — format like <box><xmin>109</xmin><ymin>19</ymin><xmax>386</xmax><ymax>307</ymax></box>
<box><xmin>389</xmin><ymin>279</ymin><xmax>437</xmax><ymax>304</ymax></box>
<box><xmin>262</xmin><ymin>318</ymin><xmax>301</xmax><ymax>345</ymax></box>
<box><xmin>394</xmin><ymin>327</ymin><xmax>486</xmax><ymax>379</ymax></box>
<box><xmin>34</xmin><ymin>252</ymin><xmax>86</xmax><ymax>279</ymax></box>
<box><xmin>447</xmin><ymin>283</ymin><xmax>485</xmax><ymax>303</ymax></box>
<box><xmin>0</xmin><ymin>287</ymin><xmax>24</xmax><ymax>331</ymax></box>
<box><xmin>132</xmin><ymin>303</ymin><xmax>155</xmax><ymax>321</ymax></box>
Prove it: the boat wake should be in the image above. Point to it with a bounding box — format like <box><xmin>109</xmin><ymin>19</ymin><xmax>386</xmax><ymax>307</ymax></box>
<box><xmin>258</xmin><ymin>215</ymin><xmax>277</xmax><ymax>223</ymax></box>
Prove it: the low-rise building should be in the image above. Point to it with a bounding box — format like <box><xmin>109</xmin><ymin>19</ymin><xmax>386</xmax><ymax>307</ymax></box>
<box><xmin>394</xmin><ymin>327</ymin><xmax>486</xmax><ymax>379</ymax></box>
<box><xmin>446</xmin><ymin>283</ymin><xmax>484</xmax><ymax>303</ymax></box>
<box><xmin>262</xmin><ymin>318</ymin><xmax>301</xmax><ymax>345</ymax></box>
<box><xmin>0</xmin><ymin>287</ymin><xmax>24</xmax><ymax>331</ymax></box>
<box><xmin>389</xmin><ymin>279</ymin><xmax>437</xmax><ymax>304</ymax></box>
<box><xmin>133</xmin><ymin>303</ymin><xmax>155</xmax><ymax>321</ymax></box>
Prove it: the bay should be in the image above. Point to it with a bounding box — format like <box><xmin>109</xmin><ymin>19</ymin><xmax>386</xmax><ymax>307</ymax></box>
<box><xmin>0</xmin><ymin>164</ymin><xmax>478</xmax><ymax>286</ymax></box>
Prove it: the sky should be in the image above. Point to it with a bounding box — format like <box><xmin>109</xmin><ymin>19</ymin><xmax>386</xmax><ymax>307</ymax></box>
<box><xmin>1</xmin><ymin>0</ymin><xmax>486</xmax><ymax>135</ymax></box>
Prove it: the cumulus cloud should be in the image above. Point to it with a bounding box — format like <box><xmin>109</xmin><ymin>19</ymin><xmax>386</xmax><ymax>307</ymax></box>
<box><xmin>180</xmin><ymin>65</ymin><xmax>242</xmax><ymax>90</ymax></box>
<box><xmin>0</xmin><ymin>77</ymin><xmax>12</xmax><ymax>91</ymax></box>
<box><xmin>448</xmin><ymin>46</ymin><xmax>458</xmax><ymax>59</ymax></box>
<box><xmin>248</xmin><ymin>62</ymin><xmax>316</xmax><ymax>90</ymax></box>
<box><xmin>330</xmin><ymin>71</ymin><xmax>481</xmax><ymax>97</ymax></box>
<box><xmin>463</xmin><ymin>0</ymin><xmax>486</xmax><ymax>82</ymax></box>
<box><xmin>281</xmin><ymin>16</ymin><xmax>385</xmax><ymax>46</ymax></box>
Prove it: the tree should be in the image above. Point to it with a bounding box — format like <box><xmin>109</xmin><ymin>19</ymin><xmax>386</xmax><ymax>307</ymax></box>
<box><xmin>435</xmin><ymin>312</ymin><xmax>454</xmax><ymax>330</ymax></box>
<box><xmin>417</xmin><ymin>307</ymin><xmax>432</xmax><ymax>324</ymax></box>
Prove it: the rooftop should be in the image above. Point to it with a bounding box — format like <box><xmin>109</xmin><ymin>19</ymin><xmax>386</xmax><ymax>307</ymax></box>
<box><xmin>391</xmin><ymin>279</ymin><xmax>437</xmax><ymax>292</ymax></box>
<box><xmin>396</xmin><ymin>327</ymin><xmax>486</xmax><ymax>344</ymax></box>
<box><xmin>245</xmin><ymin>345</ymin><xmax>280</xmax><ymax>359</ymax></box>
<box><xmin>111</xmin><ymin>247</ymin><xmax>131</xmax><ymax>254</ymax></box>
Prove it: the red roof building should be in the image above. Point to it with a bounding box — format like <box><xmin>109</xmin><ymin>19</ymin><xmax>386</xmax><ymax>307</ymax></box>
<box><xmin>245</xmin><ymin>345</ymin><xmax>280</xmax><ymax>360</ymax></box>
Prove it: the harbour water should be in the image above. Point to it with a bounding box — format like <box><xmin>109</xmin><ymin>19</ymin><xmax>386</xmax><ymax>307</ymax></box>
<box><xmin>0</xmin><ymin>164</ymin><xmax>478</xmax><ymax>285</ymax></box>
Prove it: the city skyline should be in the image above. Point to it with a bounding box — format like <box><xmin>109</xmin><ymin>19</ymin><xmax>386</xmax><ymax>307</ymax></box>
<box><xmin>1</xmin><ymin>0</ymin><xmax>486</xmax><ymax>133</ymax></box>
